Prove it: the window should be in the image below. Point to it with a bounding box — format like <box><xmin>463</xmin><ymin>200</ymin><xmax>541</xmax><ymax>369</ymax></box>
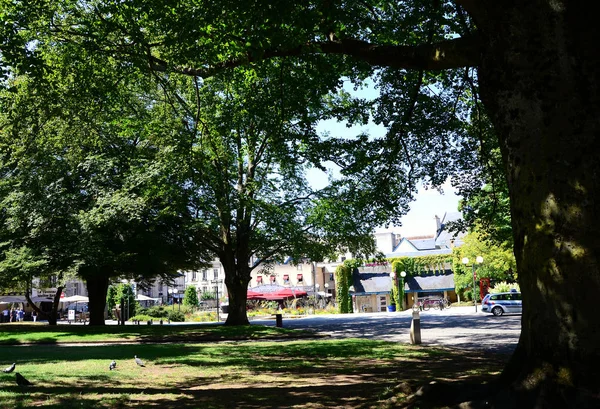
<box><xmin>297</xmin><ymin>274</ymin><xmax>303</xmax><ymax>283</ymax></box>
<box><xmin>270</xmin><ymin>275</ymin><xmax>276</xmax><ymax>283</ymax></box>
<box><xmin>297</xmin><ymin>264</ymin><xmax>302</xmax><ymax>271</ymax></box>
<box><xmin>283</xmin><ymin>274</ymin><xmax>290</xmax><ymax>284</ymax></box>
<box><xmin>256</xmin><ymin>276</ymin><xmax>263</xmax><ymax>284</ymax></box>
<box><xmin>213</xmin><ymin>268</ymin><xmax>219</xmax><ymax>279</ymax></box>
<box><xmin>202</xmin><ymin>270</ymin><xmax>207</xmax><ymax>281</ymax></box>
<box><xmin>202</xmin><ymin>286</ymin><xmax>208</xmax><ymax>293</ymax></box>
<box><xmin>329</xmin><ymin>273</ymin><xmax>334</xmax><ymax>281</ymax></box>
<box><xmin>192</xmin><ymin>271</ymin><xmax>197</xmax><ymax>281</ymax></box>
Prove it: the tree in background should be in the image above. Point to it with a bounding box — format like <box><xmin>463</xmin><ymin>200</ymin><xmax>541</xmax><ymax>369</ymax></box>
<box><xmin>391</xmin><ymin>260</ymin><xmax>405</xmax><ymax>310</ymax></box>
<box><xmin>183</xmin><ymin>286</ymin><xmax>199</xmax><ymax>308</ymax></box>
<box><xmin>0</xmin><ymin>43</ymin><xmax>210</xmax><ymax>325</ymax></box>
<box><xmin>145</xmin><ymin>66</ymin><xmax>381</xmax><ymax>326</ymax></box>
<box><xmin>105</xmin><ymin>285</ymin><xmax>117</xmax><ymax>319</ymax></box>
<box><xmin>453</xmin><ymin>229</ymin><xmax>516</xmax><ymax>301</ymax></box>
<box><xmin>112</xmin><ymin>283</ymin><xmax>136</xmax><ymax>321</ymax></box>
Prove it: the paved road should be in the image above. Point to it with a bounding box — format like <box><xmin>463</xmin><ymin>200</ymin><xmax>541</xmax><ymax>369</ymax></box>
<box><xmin>252</xmin><ymin>306</ymin><xmax>521</xmax><ymax>354</ymax></box>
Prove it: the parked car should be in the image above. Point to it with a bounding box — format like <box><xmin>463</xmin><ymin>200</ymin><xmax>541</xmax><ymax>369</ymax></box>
<box><xmin>481</xmin><ymin>290</ymin><xmax>522</xmax><ymax>316</ymax></box>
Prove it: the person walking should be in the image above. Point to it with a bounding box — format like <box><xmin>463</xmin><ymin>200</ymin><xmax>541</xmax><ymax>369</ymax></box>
<box><xmin>1</xmin><ymin>308</ymin><xmax>8</xmax><ymax>323</ymax></box>
<box><xmin>17</xmin><ymin>308</ymin><xmax>24</xmax><ymax>322</ymax></box>
<box><xmin>10</xmin><ymin>308</ymin><xmax>16</xmax><ymax>323</ymax></box>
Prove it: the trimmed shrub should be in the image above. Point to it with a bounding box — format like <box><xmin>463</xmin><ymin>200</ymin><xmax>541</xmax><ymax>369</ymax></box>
<box><xmin>167</xmin><ymin>310</ymin><xmax>185</xmax><ymax>322</ymax></box>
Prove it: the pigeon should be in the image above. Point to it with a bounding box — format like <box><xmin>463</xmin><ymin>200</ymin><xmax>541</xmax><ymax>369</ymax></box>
<box><xmin>134</xmin><ymin>355</ymin><xmax>145</xmax><ymax>367</ymax></box>
<box><xmin>109</xmin><ymin>360</ymin><xmax>117</xmax><ymax>371</ymax></box>
<box><xmin>3</xmin><ymin>363</ymin><xmax>15</xmax><ymax>373</ymax></box>
<box><xmin>15</xmin><ymin>373</ymin><xmax>33</xmax><ymax>387</ymax></box>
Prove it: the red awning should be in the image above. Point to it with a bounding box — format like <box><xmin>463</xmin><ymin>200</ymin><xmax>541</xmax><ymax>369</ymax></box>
<box><xmin>247</xmin><ymin>290</ymin><xmax>264</xmax><ymax>300</ymax></box>
<box><xmin>269</xmin><ymin>288</ymin><xmax>308</xmax><ymax>298</ymax></box>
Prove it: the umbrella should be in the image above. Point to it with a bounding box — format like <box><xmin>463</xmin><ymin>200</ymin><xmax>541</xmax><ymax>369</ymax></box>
<box><xmin>270</xmin><ymin>288</ymin><xmax>307</xmax><ymax>298</ymax></box>
<box><xmin>247</xmin><ymin>290</ymin><xmax>264</xmax><ymax>300</ymax></box>
<box><xmin>256</xmin><ymin>288</ymin><xmax>308</xmax><ymax>301</ymax></box>
<box><xmin>30</xmin><ymin>296</ymin><xmax>54</xmax><ymax>302</ymax></box>
<box><xmin>135</xmin><ymin>294</ymin><xmax>156</xmax><ymax>301</ymax></box>
<box><xmin>0</xmin><ymin>296</ymin><xmax>26</xmax><ymax>303</ymax></box>
<box><xmin>61</xmin><ymin>295</ymin><xmax>89</xmax><ymax>303</ymax></box>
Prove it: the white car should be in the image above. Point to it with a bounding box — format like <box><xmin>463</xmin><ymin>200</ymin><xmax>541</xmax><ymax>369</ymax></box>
<box><xmin>481</xmin><ymin>290</ymin><xmax>522</xmax><ymax>316</ymax></box>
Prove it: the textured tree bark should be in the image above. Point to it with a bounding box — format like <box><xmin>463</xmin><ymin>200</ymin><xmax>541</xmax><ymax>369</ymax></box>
<box><xmin>477</xmin><ymin>1</ymin><xmax>600</xmax><ymax>406</ymax></box>
<box><xmin>86</xmin><ymin>275</ymin><xmax>109</xmax><ymax>326</ymax></box>
<box><xmin>222</xmin><ymin>256</ymin><xmax>251</xmax><ymax>326</ymax></box>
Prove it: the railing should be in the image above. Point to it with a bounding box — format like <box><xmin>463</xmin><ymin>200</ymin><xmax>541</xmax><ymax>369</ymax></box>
<box><xmin>412</xmin><ymin>297</ymin><xmax>451</xmax><ymax>311</ymax></box>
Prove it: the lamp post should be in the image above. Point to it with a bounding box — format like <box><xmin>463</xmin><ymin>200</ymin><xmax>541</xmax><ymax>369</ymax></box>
<box><xmin>400</xmin><ymin>271</ymin><xmax>406</xmax><ymax>310</ymax></box>
<box><xmin>315</xmin><ymin>283</ymin><xmax>320</xmax><ymax>309</ymax></box>
<box><xmin>462</xmin><ymin>256</ymin><xmax>484</xmax><ymax>312</ymax></box>
<box><xmin>212</xmin><ymin>279</ymin><xmax>223</xmax><ymax>322</ymax></box>
<box><xmin>168</xmin><ymin>288</ymin><xmax>178</xmax><ymax>310</ymax></box>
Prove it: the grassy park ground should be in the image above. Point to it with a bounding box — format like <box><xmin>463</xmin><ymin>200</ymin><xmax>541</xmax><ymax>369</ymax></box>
<box><xmin>0</xmin><ymin>324</ymin><xmax>507</xmax><ymax>409</ymax></box>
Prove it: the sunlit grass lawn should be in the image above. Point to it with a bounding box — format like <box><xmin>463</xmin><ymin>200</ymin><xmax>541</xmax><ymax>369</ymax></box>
<box><xmin>0</xmin><ymin>323</ymin><xmax>308</xmax><ymax>345</ymax></box>
<box><xmin>0</xmin><ymin>334</ymin><xmax>506</xmax><ymax>409</ymax></box>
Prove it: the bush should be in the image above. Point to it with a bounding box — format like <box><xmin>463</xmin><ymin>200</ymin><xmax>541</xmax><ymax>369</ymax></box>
<box><xmin>129</xmin><ymin>314</ymin><xmax>154</xmax><ymax>322</ymax></box>
<box><xmin>183</xmin><ymin>286</ymin><xmax>199</xmax><ymax>307</ymax></box>
<box><xmin>189</xmin><ymin>311</ymin><xmax>217</xmax><ymax>322</ymax></box>
<box><xmin>490</xmin><ymin>281</ymin><xmax>520</xmax><ymax>293</ymax></box>
<box><xmin>168</xmin><ymin>310</ymin><xmax>185</xmax><ymax>322</ymax></box>
<box><xmin>139</xmin><ymin>306</ymin><xmax>169</xmax><ymax>318</ymax></box>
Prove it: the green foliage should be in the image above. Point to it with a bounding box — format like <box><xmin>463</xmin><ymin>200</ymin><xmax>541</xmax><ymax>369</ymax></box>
<box><xmin>167</xmin><ymin>310</ymin><xmax>185</xmax><ymax>322</ymax></box>
<box><xmin>112</xmin><ymin>284</ymin><xmax>136</xmax><ymax>320</ymax></box>
<box><xmin>200</xmin><ymin>292</ymin><xmax>216</xmax><ymax>301</ymax></box>
<box><xmin>183</xmin><ymin>286</ymin><xmax>199</xmax><ymax>307</ymax></box>
<box><xmin>451</xmin><ymin>230</ymin><xmax>516</xmax><ymax>300</ymax></box>
<box><xmin>390</xmin><ymin>261</ymin><xmax>404</xmax><ymax>309</ymax></box>
<box><xmin>388</xmin><ymin>255</ymin><xmax>452</xmax><ymax>277</ymax></box>
<box><xmin>490</xmin><ymin>282</ymin><xmax>520</xmax><ymax>293</ymax></box>
<box><xmin>335</xmin><ymin>261</ymin><xmax>354</xmax><ymax>314</ymax></box>
<box><xmin>0</xmin><ymin>1</ymin><xmax>503</xmax><ymax>327</ymax></box>
<box><xmin>136</xmin><ymin>306</ymin><xmax>169</xmax><ymax>319</ymax></box>
<box><xmin>106</xmin><ymin>285</ymin><xmax>117</xmax><ymax>317</ymax></box>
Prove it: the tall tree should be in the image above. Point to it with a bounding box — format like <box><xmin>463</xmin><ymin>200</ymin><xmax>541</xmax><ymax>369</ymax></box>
<box><xmin>0</xmin><ymin>43</ymin><xmax>209</xmax><ymax>325</ymax></box>
<box><xmin>2</xmin><ymin>0</ymin><xmax>599</xmax><ymax>405</ymax></box>
<box><xmin>158</xmin><ymin>65</ymin><xmax>380</xmax><ymax>325</ymax></box>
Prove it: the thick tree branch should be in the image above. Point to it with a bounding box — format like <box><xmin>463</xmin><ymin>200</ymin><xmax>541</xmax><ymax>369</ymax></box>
<box><xmin>149</xmin><ymin>35</ymin><xmax>482</xmax><ymax>78</ymax></box>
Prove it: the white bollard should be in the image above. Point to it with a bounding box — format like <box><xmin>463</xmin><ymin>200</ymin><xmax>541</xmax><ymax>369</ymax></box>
<box><xmin>410</xmin><ymin>310</ymin><xmax>422</xmax><ymax>344</ymax></box>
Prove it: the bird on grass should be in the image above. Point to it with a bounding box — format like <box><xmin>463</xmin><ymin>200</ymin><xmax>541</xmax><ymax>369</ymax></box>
<box><xmin>134</xmin><ymin>356</ymin><xmax>145</xmax><ymax>367</ymax></box>
<box><xmin>15</xmin><ymin>373</ymin><xmax>33</xmax><ymax>387</ymax></box>
<box><xmin>109</xmin><ymin>360</ymin><xmax>117</xmax><ymax>370</ymax></box>
<box><xmin>3</xmin><ymin>363</ymin><xmax>15</xmax><ymax>373</ymax></box>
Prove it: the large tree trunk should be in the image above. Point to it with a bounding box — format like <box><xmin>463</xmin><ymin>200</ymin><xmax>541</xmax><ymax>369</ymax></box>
<box><xmin>222</xmin><ymin>257</ymin><xmax>250</xmax><ymax>326</ymax></box>
<box><xmin>86</xmin><ymin>275</ymin><xmax>109</xmax><ymax>326</ymax></box>
<box><xmin>477</xmin><ymin>1</ymin><xmax>600</xmax><ymax>405</ymax></box>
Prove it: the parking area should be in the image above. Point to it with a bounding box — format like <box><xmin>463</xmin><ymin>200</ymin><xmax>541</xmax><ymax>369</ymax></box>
<box><xmin>252</xmin><ymin>306</ymin><xmax>521</xmax><ymax>354</ymax></box>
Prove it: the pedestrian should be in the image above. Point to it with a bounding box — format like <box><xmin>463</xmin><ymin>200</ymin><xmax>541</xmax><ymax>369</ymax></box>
<box><xmin>1</xmin><ymin>308</ymin><xmax>8</xmax><ymax>323</ymax></box>
<box><xmin>17</xmin><ymin>308</ymin><xmax>24</xmax><ymax>322</ymax></box>
<box><xmin>32</xmin><ymin>310</ymin><xmax>37</xmax><ymax>322</ymax></box>
<box><xmin>11</xmin><ymin>308</ymin><xmax>16</xmax><ymax>323</ymax></box>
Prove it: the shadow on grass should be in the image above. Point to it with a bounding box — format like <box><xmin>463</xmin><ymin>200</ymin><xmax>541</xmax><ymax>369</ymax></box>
<box><xmin>0</xmin><ymin>323</ymin><xmax>309</xmax><ymax>347</ymax></box>
<box><xmin>0</xmin><ymin>339</ymin><xmax>509</xmax><ymax>409</ymax></box>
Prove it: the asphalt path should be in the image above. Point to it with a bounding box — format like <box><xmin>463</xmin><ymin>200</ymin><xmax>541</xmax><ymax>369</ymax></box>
<box><xmin>251</xmin><ymin>306</ymin><xmax>521</xmax><ymax>354</ymax></box>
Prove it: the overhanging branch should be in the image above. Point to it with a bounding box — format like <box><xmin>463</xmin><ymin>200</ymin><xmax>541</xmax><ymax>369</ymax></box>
<box><xmin>149</xmin><ymin>35</ymin><xmax>482</xmax><ymax>78</ymax></box>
